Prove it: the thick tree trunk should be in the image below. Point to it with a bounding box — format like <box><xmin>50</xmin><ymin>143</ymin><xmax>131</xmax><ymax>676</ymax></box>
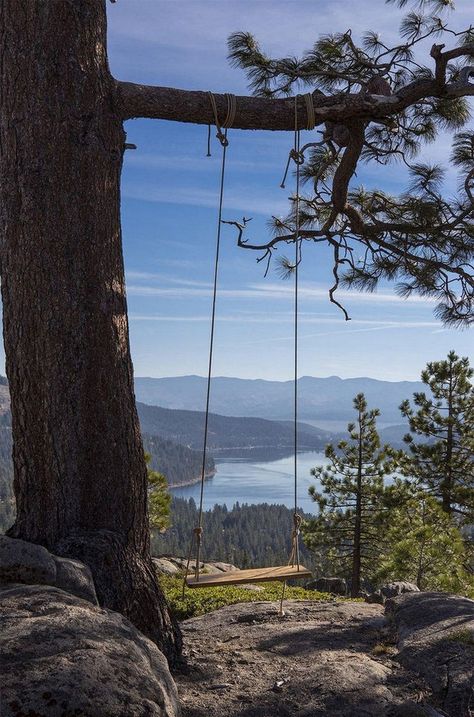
<box><xmin>0</xmin><ymin>0</ymin><xmax>181</xmax><ymax>664</ymax></box>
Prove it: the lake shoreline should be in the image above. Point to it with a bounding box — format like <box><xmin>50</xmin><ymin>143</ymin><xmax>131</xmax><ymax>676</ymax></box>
<box><xmin>168</xmin><ymin>451</ymin><xmax>326</xmax><ymax>514</ymax></box>
<box><xmin>168</xmin><ymin>469</ymin><xmax>216</xmax><ymax>490</ymax></box>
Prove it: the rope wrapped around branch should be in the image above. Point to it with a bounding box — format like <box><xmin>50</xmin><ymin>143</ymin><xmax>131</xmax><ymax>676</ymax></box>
<box><xmin>207</xmin><ymin>92</ymin><xmax>237</xmax><ymax>152</ymax></box>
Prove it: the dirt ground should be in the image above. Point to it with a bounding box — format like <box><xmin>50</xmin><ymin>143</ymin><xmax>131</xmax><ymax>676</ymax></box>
<box><xmin>175</xmin><ymin>599</ymin><xmax>436</xmax><ymax>717</ymax></box>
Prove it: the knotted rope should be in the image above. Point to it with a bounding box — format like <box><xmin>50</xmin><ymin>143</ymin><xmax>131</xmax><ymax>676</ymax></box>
<box><xmin>280</xmin><ymin>93</ymin><xmax>316</xmax><ymax>188</ymax></box>
<box><xmin>207</xmin><ymin>92</ymin><xmax>237</xmax><ymax>154</ymax></box>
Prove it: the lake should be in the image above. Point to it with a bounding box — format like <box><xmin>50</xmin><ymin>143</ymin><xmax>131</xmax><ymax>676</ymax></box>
<box><xmin>170</xmin><ymin>451</ymin><xmax>327</xmax><ymax>514</ymax></box>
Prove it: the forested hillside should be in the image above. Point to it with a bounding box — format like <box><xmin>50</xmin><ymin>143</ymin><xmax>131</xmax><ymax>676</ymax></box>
<box><xmin>153</xmin><ymin>497</ymin><xmax>314</xmax><ymax>570</ymax></box>
<box><xmin>137</xmin><ymin>402</ymin><xmax>335</xmax><ymax>452</ymax></box>
<box><xmin>143</xmin><ymin>434</ymin><xmax>214</xmax><ymax>486</ymax></box>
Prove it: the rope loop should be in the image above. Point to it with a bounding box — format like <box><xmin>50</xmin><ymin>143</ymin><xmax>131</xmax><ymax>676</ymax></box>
<box><xmin>208</xmin><ymin>91</ymin><xmax>236</xmax><ymax>149</ymax></box>
<box><xmin>303</xmin><ymin>92</ymin><xmax>316</xmax><ymax>131</ymax></box>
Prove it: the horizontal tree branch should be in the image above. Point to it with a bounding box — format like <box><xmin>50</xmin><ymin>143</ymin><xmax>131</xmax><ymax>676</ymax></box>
<box><xmin>115</xmin><ymin>76</ymin><xmax>474</xmax><ymax>128</ymax></box>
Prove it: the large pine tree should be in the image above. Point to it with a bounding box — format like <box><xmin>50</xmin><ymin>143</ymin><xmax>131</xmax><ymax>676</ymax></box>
<box><xmin>304</xmin><ymin>394</ymin><xmax>395</xmax><ymax>596</ymax></box>
<box><xmin>1</xmin><ymin>0</ymin><xmax>473</xmax><ymax>662</ymax></box>
<box><xmin>400</xmin><ymin>351</ymin><xmax>474</xmax><ymax>519</ymax></box>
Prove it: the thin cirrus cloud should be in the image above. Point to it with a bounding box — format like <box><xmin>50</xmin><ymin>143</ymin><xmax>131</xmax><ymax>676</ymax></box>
<box><xmin>126</xmin><ymin>270</ymin><xmax>211</xmax><ymax>288</ymax></box>
<box><xmin>122</xmin><ymin>182</ymin><xmax>288</xmax><ymax>217</ymax></box>
<box><xmin>126</xmin><ymin>280</ymin><xmax>435</xmax><ymax>306</ymax></box>
<box><xmin>125</xmin><ymin>153</ymin><xmax>282</xmax><ymax>174</ymax></box>
<box><xmin>129</xmin><ymin>312</ymin><xmax>440</xmax><ymax>329</ymax></box>
<box><xmin>239</xmin><ymin>321</ymin><xmax>443</xmax><ymax>346</ymax></box>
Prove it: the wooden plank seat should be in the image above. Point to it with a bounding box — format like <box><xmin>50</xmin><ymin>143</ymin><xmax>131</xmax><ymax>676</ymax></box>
<box><xmin>185</xmin><ymin>564</ymin><xmax>312</xmax><ymax>588</ymax></box>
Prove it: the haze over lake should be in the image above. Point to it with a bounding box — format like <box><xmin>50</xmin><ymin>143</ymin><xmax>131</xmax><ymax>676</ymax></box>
<box><xmin>170</xmin><ymin>451</ymin><xmax>327</xmax><ymax>514</ymax></box>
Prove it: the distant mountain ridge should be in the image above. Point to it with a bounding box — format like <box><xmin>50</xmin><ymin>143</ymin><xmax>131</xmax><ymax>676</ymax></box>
<box><xmin>135</xmin><ymin>374</ymin><xmax>424</xmax><ymax>423</ymax></box>
<box><xmin>137</xmin><ymin>402</ymin><xmax>336</xmax><ymax>453</ymax></box>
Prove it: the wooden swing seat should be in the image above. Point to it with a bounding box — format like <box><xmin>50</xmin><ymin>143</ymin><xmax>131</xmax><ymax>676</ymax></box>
<box><xmin>185</xmin><ymin>564</ymin><xmax>312</xmax><ymax>588</ymax></box>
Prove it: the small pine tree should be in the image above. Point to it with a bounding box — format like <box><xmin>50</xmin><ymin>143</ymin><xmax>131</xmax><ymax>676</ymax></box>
<box><xmin>400</xmin><ymin>351</ymin><xmax>474</xmax><ymax>519</ymax></box>
<box><xmin>145</xmin><ymin>453</ymin><xmax>171</xmax><ymax>533</ymax></box>
<box><xmin>303</xmin><ymin>393</ymin><xmax>395</xmax><ymax>596</ymax></box>
<box><xmin>377</xmin><ymin>494</ymin><xmax>474</xmax><ymax>595</ymax></box>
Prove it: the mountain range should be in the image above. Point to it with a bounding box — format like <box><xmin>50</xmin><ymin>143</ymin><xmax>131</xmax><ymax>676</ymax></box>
<box><xmin>137</xmin><ymin>402</ymin><xmax>337</xmax><ymax>454</ymax></box>
<box><xmin>135</xmin><ymin>374</ymin><xmax>424</xmax><ymax>424</ymax></box>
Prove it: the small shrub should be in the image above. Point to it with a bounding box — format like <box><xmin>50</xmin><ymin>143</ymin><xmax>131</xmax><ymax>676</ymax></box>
<box><xmin>372</xmin><ymin>643</ymin><xmax>397</xmax><ymax>656</ymax></box>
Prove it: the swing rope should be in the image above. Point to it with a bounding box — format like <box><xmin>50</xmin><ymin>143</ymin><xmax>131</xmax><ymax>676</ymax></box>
<box><xmin>293</xmin><ymin>98</ymin><xmax>302</xmax><ymax>572</ymax></box>
<box><xmin>183</xmin><ymin>93</ymin><xmax>234</xmax><ymax>593</ymax></box>
<box><xmin>290</xmin><ymin>95</ymin><xmax>302</xmax><ymax>570</ymax></box>
<box><xmin>279</xmin><ymin>97</ymin><xmax>303</xmax><ymax>615</ymax></box>
<box><xmin>183</xmin><ymin>92</ymin><xmax>309</xmax><ymax>606</ymax></box>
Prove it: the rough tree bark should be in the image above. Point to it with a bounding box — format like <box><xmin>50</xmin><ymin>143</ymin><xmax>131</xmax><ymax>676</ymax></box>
<box><xmin>0</xmin><ymin>0</ymin><xmax>181</xmax><ymax>664</ymax></box>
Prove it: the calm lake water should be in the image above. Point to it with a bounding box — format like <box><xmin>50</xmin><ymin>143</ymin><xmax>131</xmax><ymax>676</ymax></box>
<box><xmin>170</xmin><ymin>451</ymin><xmax>327</xmax><ymax>515</ymax></box>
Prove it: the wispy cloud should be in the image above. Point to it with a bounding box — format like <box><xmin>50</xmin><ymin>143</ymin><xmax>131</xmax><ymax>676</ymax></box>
<box><xmin>125</xmin><ymin>153</ymin><xmax>282</xmax><ymax>174</ymax></box>
<box><xmin>129</xmin><ymin>312</ymin><xmax>440</xmax><ymax>328</ymax></box>
<box><xmin>126</xmin><ymin>270</ymin><xmax>211</xmax><ymax>288</ymax></box>
<box><xmin>255</xmin><ymin>282</ymin><xmax>436</xmax><ymax>305</ymax></box>
<box><xmin>122</xmin><ymin>182</ymin><xmax>288</xmax><ymax>216</ymax></box>
<box><xmin>126</xmin><ymin>280</ymin><xmax>435</xmax><ymax>307</ymax></box>
<box><xmin>239</xmin><ymin>320</ymin><xmax>442</xmax><ymax>346</ymax></box>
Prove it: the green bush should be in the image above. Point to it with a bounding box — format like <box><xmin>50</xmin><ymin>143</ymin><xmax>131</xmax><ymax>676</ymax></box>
<box><xmin>159</xmin><ymin>574</ymin><xmax>333</xmax><ymax>620</ymax></box>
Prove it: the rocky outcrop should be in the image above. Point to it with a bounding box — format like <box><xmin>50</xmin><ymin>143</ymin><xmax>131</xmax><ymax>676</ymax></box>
<box><xmin>0</xmin><ymin>584</ymin><xmax>179</xmax><ymax>717</ymax></box>
<box><xmin>306</xmin><ymin>576</ymin><xmax>347</xmax><ymax>595</ymax></box>
<box><xmin>176</xmin><ymin>599</ymin><xmax>437</xmax><ymax>716</ymax></box>
<box><xmin>153</xmin><ymin>555</ymin><xmax>237</xmax><ymax>576</ymax></box>
<box><xmin>381</xmin><ymin>581</ymin><xmax>420</xmax><ymax>600</ymax></box>
<box><xmin>366</xmin><ymin>581</ymin><xmax>420</xmax><ymax>605</ymax></box>
<box><xmin>0</xmin><ymin>535</ymin><xmax>98</xmax><ymax>604</ymax></box>
<box><xmin>387</xmin><ymin>592</ymin><xmax>474</xmax><ymax>716</ymax></box>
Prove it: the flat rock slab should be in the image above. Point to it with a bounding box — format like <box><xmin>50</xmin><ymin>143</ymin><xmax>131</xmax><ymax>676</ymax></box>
<box><xmin>387</xmin><ymin>592</ymin><xmax>474</xmax><ymax>716</ymax></box>
<box><xmin>176</xmin><ymin>600</ymin><xmax>432</xmax><ymax>717</ymax></box>
<box><xmin>1</xmin><ymin>584</ymin><xmax>179</xmax><ymax>717</ymax></box>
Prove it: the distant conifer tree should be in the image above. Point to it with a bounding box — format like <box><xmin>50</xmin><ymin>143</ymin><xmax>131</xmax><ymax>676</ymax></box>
<box><xmin>304</xmin><ymin>394</ymin><xmax>396</xmax><ymax>596</ymax></box>
<box><xmin>400</xmin><ymin>351</ymin><xmax>474</xmax><ymax>519</ymax></box>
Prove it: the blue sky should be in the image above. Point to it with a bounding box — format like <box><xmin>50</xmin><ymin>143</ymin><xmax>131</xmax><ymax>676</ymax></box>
<box><xmin>105</xmin><ymin>0</ymin><xmax>472</xmax><ymax>382</ymax></box>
